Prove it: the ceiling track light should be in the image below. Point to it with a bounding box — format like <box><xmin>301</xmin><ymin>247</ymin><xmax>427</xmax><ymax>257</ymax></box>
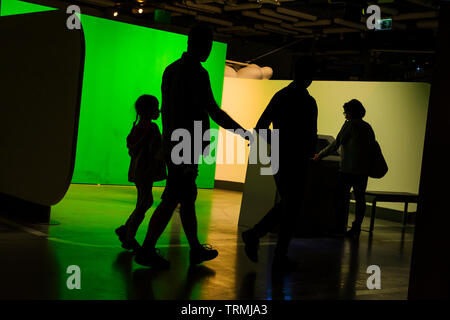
<box><xmin>110</xmin><ymin>4</ymin><xmax>120</xmax><ymax>17</ymax></box>
<box><xmin>131</xmin><ymin>2</ymin><xmax>145</xmax><ymax>15</ymax></box>
<box><xmin>131</xmin><ymin>5</ymin><xmax>155</xmax><ymax>15</ymax></box>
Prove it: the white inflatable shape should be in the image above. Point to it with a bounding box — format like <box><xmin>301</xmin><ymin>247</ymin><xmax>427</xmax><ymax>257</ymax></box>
<box><xmin>237</xmin><ymin>65</ymin><xmax>263</xmax><ymax>79</ymax></box>
<box><xmin>248</xmin><ymin>64</ymin><xmax>260</xmax><ymax>69</ymax></box>
<box><xmin>224</xmin><ymin>65</ymin><xmax>237</xmax><ymax>78</ymax></box>
<box><xmin>261</xmin><ymin>66</ymin><xmax>273</xmax><ymax>80</ymax></box>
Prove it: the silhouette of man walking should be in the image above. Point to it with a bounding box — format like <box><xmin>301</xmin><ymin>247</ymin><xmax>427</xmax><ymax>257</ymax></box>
<box><xmin>136</xmin><ymin>25</ymin><xmax>251</xmax><ymax>268</ymax></box>
<box><xmin>242</xmin><ymin>57</ymin><xmax>318</xmax><ymax>272</ymax></box>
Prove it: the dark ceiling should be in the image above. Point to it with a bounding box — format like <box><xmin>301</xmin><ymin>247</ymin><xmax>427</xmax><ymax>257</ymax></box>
<box><xmin>27</xmin><ymin>0</ymin><xmax>441</xmax><ymax>80</ymax></box>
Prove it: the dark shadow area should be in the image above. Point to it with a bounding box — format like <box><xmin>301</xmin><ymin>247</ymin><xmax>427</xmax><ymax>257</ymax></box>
<box><xmin>176</xmin><ymin>265</ymin><xmax>216</xmax><ymax>300</ymax></box>
<box><xmin>0</xmin><ymin>223</ymin><xmax>60</xmax><ymax>299</ymax></box>
<box><xmin>114</xmin><ymin>251</ymin><xmax>165</xmax><ymax>300</ymax></box>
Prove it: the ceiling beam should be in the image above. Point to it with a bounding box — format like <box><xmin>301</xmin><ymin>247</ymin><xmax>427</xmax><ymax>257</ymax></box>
<box><xmin>163</xmin><ymin>4</ymin><xmax>197</xmax><ymax>16</ymax></box>
<box><xmin>217</xmin><ymin>26</ymin><xmax>253</xmax><ymax>33</ymax></box>
<box><xmin>393</xmin><ymin>11</ymin><xmax>438</xmax><ymax>21</ymax></box>
<box><xmin>174</xmin><ymin>1</ymin><xmax>222</xmax><ymax>14</ymax></box>
<box><xmin>416</xmin><ymin>20</ymin><xmax>439</xmax><ymax>29</ymax></box>
<box><xmin>333</xmin><ymin>18</ymin><xmax>367</xmax><ymax>31</ymax></box>
<box><xmin>223</xmin><ymin>4</ymin><xmax>261</xmax><ymax>11</ymax></box>
<box><xmin>261</xmin><ymin>24</ymin><xmax>299</xmax><ymax>35</ymax></box>
<box><xmin>405</xmin><ymin>0</ymin><xmax>439</xmax><ymax>10</ymax></box>
<box><xmin>370</xmin><ymin>49</ymin><xmax>435</xmax><ymax>54</ymax></box>
<box><xmin>259</xmin><ymin>8</ymin><xmax>298</xmax><ymax>22</ymax></box>
<box><xmin>276</xmin><ymin>7</ymin><xmax>317</xmax><ymax>21</ymax></box>
<box><xmin>280</xmin><ymin>23</ymin><xmax>313</xmax><ymax>34</ymax></box>
<box><xmin>293</xmin><ymin>19</ymin><xmax>332</xmax><ymax>27</ymax></box>
<box><xmin>81</xmin><ymin>0</ymin><xmax>115</xmax><ymax>7</ymax></box>
<box><xmin>367</xmin><ymin>2</ymin><xmax>399</xmax><ymax>16</ymax></box>
<box><xmin>254</xmin><ymin>23</ymin><xmax>297</xmax><ymax>35</ymax></box>
<box><xmin>393</xmin><ymin>21</ymin><xmax>408</xmax><ymax>30</ymax></box>
<box><xmin>195</xmin><ymin>14</ymin><xmax>233</xmax><ymax>26</ymax></box>
<box><xmin>322</xmin><ymin>27</ymin><xmax>360</xmax><ymax>34</ymax></box>
<box><xmin>242</xmin><ymin>11</ymin><xmax>283</xmax><ymax>24</ymax></box>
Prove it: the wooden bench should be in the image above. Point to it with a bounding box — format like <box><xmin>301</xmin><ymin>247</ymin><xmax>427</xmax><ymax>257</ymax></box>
<box><xmin>350</xmin><ymin>191</ymin><xmax>419</xmax><ymax>233</ymax></box>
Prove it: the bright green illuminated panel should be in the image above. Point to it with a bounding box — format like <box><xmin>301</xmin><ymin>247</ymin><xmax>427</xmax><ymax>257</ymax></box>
<box><xmin>1</xmin><ymin>0</ymin><xmax>227</xmax><ymax>188</ymax></box>
<box><xmin>0</xmin><ymin>0</ymin><xmax>55</xmax><ymax>16</ymax></box>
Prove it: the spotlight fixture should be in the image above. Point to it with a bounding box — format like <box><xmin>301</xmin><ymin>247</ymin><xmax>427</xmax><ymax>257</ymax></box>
<box><xmin>111</xmin><ymin>5</ymin><xmax>120</xmax><ymax>17</ymax></box>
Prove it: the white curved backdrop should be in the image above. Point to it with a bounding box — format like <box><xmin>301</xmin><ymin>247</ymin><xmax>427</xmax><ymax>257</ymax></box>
<box><xmin>216</xmin><ymin>78</ymin><xmax>431</xmax><ymax>211</ymax></box>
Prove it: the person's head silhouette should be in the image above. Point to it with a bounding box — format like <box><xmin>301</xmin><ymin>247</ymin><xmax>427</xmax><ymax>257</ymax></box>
<box><xmin>133</xmin><ymin>94</ymin><xmax>159</xmax><ymax>127</ymax></box>
<box><xmin>293</xmin><ymin>56</ymin><xmax>316</xmax><ymax>89</ymax></box>
<box><xmin>343</xmin><ymin>99</ymin><xmax>366</xmax><ymax>120</ymax></box>
<box><xmin>187</xmin><ymin>25</ymin><xmax>213</xmax><ymax>62</ymax></box>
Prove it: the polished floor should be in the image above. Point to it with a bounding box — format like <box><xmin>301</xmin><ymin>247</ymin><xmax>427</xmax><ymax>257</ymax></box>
<box><xmin>0</xmin><ymin>184</ymin><xmax>414</xmax><ymax>300</ymax></box>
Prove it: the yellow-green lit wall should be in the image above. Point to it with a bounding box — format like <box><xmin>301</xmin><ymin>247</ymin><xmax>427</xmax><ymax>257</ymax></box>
<box><xmin>216</xmin><ymin>78</ymin><xmax>430</xmax><ymax>211</ymax></box>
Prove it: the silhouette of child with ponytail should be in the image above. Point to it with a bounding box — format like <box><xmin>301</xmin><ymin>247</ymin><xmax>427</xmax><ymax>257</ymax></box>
<box><xmin>115</xmin><ymin>95</ymin><xmax>166</xmax><ymax>251</ymax></box>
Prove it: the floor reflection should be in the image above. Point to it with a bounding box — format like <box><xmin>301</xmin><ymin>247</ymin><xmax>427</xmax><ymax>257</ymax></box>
<box><xmin>0</xmin><ymin>185</ymin><xmax>414</xmax><ymax>300</ymax></box>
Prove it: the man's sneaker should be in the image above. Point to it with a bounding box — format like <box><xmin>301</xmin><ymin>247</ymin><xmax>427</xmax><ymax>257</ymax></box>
<box><xmin>242</xmin><ymin>229</ymin><xmax>259</xmax><ymax>262</ymax></box>
<box><xmin>135</xmin><ymin>248</ymin><xmax>170</xmax><ymax>269</ymax></box>
<box><xmin>272</xmin><ymin>255</ymin><xmax>298</xmax><ymax>273</ymax></box>
<box><xmin>190</xmin><ymin>244</ymin><xmax>218</xmax><ymax>265</ymax></box>
<box><xmin>115</xmin><ymin>225</ymin><xmax>141</xmax><ymax>252</ymax></box>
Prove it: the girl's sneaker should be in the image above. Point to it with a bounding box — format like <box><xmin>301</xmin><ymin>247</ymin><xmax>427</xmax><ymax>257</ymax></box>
<box><xmin>115</xmin><ymin>225</ymin><xmax>141</xmax><ymax>252</ymax></box>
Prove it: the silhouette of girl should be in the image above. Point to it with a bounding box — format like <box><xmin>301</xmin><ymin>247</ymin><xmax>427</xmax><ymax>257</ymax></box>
<box><xmin>115</xmin><ymin>95</ymin><xmax>166</xmax><ymax>251</ymax></box>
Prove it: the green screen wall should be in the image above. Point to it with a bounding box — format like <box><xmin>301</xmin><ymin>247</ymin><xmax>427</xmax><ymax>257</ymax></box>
<box><xmin>1</xmin><ymin>0</ymin><xmax>227</xmax><ymax>188</ymax></box>
<box><xmin>0</xmin><ymin>0</ymin><xmax>55</xmax><ymax>16</ymax></box>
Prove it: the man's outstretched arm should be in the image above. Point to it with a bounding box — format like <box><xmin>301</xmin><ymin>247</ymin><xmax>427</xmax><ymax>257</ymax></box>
<box><xmin>203</xmin><ymin>73</ymin><xmax>251</xmax><ymax>140</ymax></box>
<box><xmin>207</xmin><ymin>102</ymin><xmax>243</xmax><ymax>131</ymax></box>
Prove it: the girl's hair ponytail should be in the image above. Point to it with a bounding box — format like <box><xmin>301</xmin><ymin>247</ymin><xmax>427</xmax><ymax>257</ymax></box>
<box><xmin>132</xmin><ymin>113</ymin><xmax>139</xmax><ymax>129</ymax></box>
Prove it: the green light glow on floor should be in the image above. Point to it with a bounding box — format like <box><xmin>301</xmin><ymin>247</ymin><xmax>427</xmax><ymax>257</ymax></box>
<box><xmin>49</xmin><ymin>184</ymin><xmax>217</xmax><ymax>299</ymax></box>
<box><xmin>1</xmin><ymin>0</ymin><xmax>227</xmax><ymax>188</ymax></box>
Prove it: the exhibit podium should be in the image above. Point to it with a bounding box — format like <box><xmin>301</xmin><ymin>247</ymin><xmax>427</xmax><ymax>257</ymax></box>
<box><xmin>238</xmin><ymin>135</ymin><xmax>342</xmax><ymax>237</ymax></box>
